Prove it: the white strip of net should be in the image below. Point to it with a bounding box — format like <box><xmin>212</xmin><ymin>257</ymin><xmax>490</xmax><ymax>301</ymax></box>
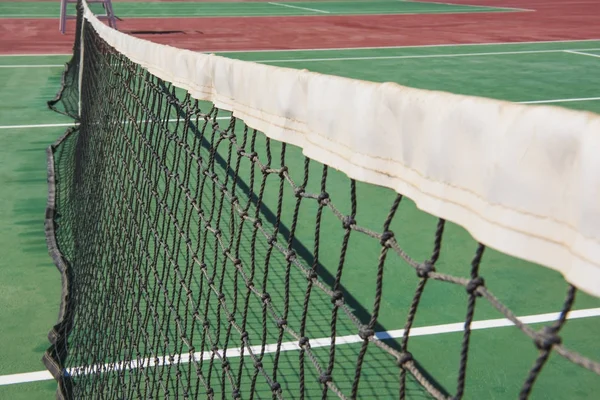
<box><xmin>81</xmin><ymin>1</ymin><xmax>600</xmax><ymax>298</ymax></box>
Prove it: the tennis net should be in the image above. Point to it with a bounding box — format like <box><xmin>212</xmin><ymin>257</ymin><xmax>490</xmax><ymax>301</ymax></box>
<box><xmin>44</xmin><ymin>1</ymin><xmax>600</xmax><ymax>399</ymax></box>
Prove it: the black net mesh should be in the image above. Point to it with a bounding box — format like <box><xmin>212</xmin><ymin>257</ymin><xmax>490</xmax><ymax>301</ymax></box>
<box><xmin>44</xmin><ymin>3</ymin><xmax>600</xmax><ymax>399</ymax></box>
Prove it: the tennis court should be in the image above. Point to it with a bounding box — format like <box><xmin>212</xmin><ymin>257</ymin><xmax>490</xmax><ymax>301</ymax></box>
<box><xmin>0</xmin><ymin>1</ymin><xmax>599</xmax><ymax>399</ymax></box>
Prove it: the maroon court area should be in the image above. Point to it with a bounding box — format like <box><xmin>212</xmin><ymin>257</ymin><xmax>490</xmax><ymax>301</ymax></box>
<box><xmin>0</xmin><ymin>0</ymin><xmax>599</xmax><ymax>54</ymax></box>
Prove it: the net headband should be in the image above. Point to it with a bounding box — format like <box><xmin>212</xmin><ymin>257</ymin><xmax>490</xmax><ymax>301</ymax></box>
<box><xmin>82</xmin><ymin>0</ymin><xmax>600</xmax><ymax>297</ymax></box>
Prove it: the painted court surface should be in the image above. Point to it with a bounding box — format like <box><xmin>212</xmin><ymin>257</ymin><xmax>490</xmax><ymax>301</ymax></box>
<box><xmin>1</xmin><ymin>1</ymin><xmax>600</xmax><ymax>399</ymax></box>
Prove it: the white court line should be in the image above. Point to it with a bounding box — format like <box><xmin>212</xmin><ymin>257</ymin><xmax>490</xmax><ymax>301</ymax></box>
<box><xmin>207</xmin><ymin>38</ymin><xmax>600</xmax><ymax>54</ymax></box>
<box><xmin>0</xmin><ymin>371</ymin><xmax>52</xmax><ymax>385</ymax></box>
<box><xmin>0</xmin><ymin>307</ymin><xmax>598</xmax><ymax>386</ymax></box>
<box><xmin>1</xmin><ymin>97</ymin><xmax>599</xmax><ymax>131</ymax></box>
<box><xmin>3</xmin><ymin>7</ymin><xmax>511</xmax><ymax>19</ymax></box>
<box><xmin>0</xmin><ymin>53</ymin><xmax>70</xmax><ymax>57</ymax></box>
<box><xmin>0</xmin><ymin>64</ymin><xmax>64</xmax><ymax>68</ymax></box>
<box><xmin>405</xmin><ymin>0</ymin><xmax>532</xmax><ymax>12</ymax></box>
<box><xmin>0</xmin><ymin>122</ymin><xmax>79</xmax><ymax>130</ymax></box>
<box><xmin>267</xmin><ymin>2</ymin><xmax>330</xmax><ymax>14</ymax></box>
<box><xmin>564</xmin><ymin>50</ymin><xmax>600</xmax><ymax>59</ymax></box>
<box><xmin>255</xmin><ymin>47</ymin><xmax>600</xmax><ymax>63</ymax></box>
<box><xmin>1</xmin><ymin>39</ymin><xmax>600</xmax><ymax>57</ymax></box>
<box><xmin>520</xmin><ymin>96</ymin><xmax>600</xmax><ymax>104</ymax></box>
<box><xmin>0</xmin><ymin>116</ymin><xmax>233</xmax><ymax>130</ymax></box>
<box><xmin>0</xmin><ymin>10</ymin><xmax>515</xmax><ymax>18</ymax></box>
<box><xmin>3</xmin><ymin>47</ymin><xmax>600</xmax><ymax>69</ymax></box>
<box><xmin>0</xmin><ymin>122</ymin><xmax>78</xmax><ymax>130</ymax></box>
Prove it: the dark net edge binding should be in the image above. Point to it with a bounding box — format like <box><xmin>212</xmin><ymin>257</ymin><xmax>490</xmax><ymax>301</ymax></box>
<box><xmin>43</xmin><ymin>127</ymin><xmax>78</xmax><ymax>400</ymax></box>
<box><xmin>43</xmin><ymin>1</ymin><xmax>600</xmax><ymax>399</ymax></box>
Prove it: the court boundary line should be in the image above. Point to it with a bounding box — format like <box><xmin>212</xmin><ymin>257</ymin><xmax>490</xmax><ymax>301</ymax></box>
<box><xmin>1</xmin><ymin>39</ymin><xmax>600</xmax><ymax>58</ymax></box>
<box><xmin>407</xmin><ymin>0</ymin><xmax>533</xmax><ymax>12</ymax></box>
<box><xmin>1</xmin><ymin>307</ymin><xmax>598</xmax><ymax>386</ymax></box>
<box><xmin>255</xmin><ymin>47</ymin><xmax>600</xmax><ymax>63</ymax></box>
<box><xmin>3</xmin><ymin>47</ymin><xmax>600</xmax><ymax>68</ymax></box>
<box><xmin>0</xmin><ymin>53</ymin><xmax>71</xmax><ymax>57</ymax></box>
<box><xmin>0</xmin><ymin>8</ymin><xmax>526</xmax><ymax>19</ymax></box>
<box><xmin>0</xmin><ymin>4</ymin><xmax>527</xmax><ymax>19</ymax></box>
<box><xmin>268</xmin><ymin>2</ymin><xmax>329</xmax><ymax>14</ymax></box>
<box><xmin>0</xmin><ymin>64</ymin><xmax>64</xmax><ymax>68</ymax></box>
<box><xmin>207</xmin><ymin>38</ymin><xmax>600</xmax><ymax>54</ymax></box>
<box><xmin>2</xmin><ymin>97</ymin><xmax>599</xmax><ymax>131</ymax></box>
<box><xmin>564</xmin><ymin>50</ymin><xmax>600</xmax><ymax>59</ymax></box>
<box><xmin>0</xmin><ymin>116</ymin><xmax>231</xmax><ymax>130</ymax></box>
<box><xmin>519</xmin><ymin>96</ymin><xmax>600</xmax><ymax>104</ymax></box>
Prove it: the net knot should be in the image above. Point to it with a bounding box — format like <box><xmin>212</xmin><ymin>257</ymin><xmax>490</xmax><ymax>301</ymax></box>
<box><xmin>416</xmin><ymin>261</ymin><xmax>436</xmax><ymax>278</ymax></box>
<box><xmin>200</xmin><ymin>263</ymin><xmax>207</xmax><ymax>271</ymax></box>
<box><xmin>278</xmin><ymin>166</ymin><xmax>288</xmax><ymax>177</ymax></box>
<box><xmin>358</xmin><ymin>327</ymin><xmax>374</xmax><ymax>340</ymax></box>
<box><xmin>319</xmin><ymin>374</ymin><xmax>332</xmax><ymax>384</ymax></box>
<box><xmin>534</xmin><ymin>327</ymin><xmax>562</xmax><ymax>351</ymax></box>
<box><xmin>233</xmin><ymin>258</ymin><xmax>242</xmax><ymax>266</ymax></box>
<box><xmin>228</xmin><ymin>314</ymin><xmax>235</xmax><ymax>323</ymax></box>
<box><xmin>331</xmin><ymin>290</ymin><xmax>344</xmax><ymax>305</ymax></box>
<box><xmin>249</xmin><ymin>151</ymin><xmax>258</xmax><ymax>161</ymax></box>
<box><xmin>203</xmin><ymin>320</ymin><xmax>210</xmax><ymax>329</ymax></box>
<box><xmin>380</xmin><ymin>231</ymin><xmax>394</xmax><ymax>246</ymax></box>
<box><xmin>232</xmin><ymin>389</ymin><xmax>241</xmax><ymax>399</ymax></box>
<box><xmin>260</xmin><ymin>164</ymin><xmax>270</xmax><ymax>174</ymax></box>
<box><xmin>342</xmin><ymin>216</ymin><xmax>356</xmax><ymax>229</ymax></box>
<box><xmin>253</xmin><ymin>218</ymin><xmax>262</xmax><ymax>228</ymax></box>
<box><xmin>222</xmin><ymin>360</ymin><xmax>230</xmax><ymax>370</ymax></box>
<box><xmin>466</xmin><ymin>277</ymin><xmax>485</xmax><ymax>295</ymax></box>
<box><xmin>270</xmin><ymin>382</ymin><xmax>281</xmax><ymax>392</ymax></box>
<box><xmin>206</xmin><ymin>388</ymin><xmax>214</xmax><ymax>396</ymax></box>
<box><xmin>254</xmin><ymin>361</ymin><xmax>263</xmax><ymax>369</ymax></box>
<box><xmin>218</xmin><ymin>293</ymin><xmax>226</xmax><ymax>301</ymax></box>
<box><xmin>207</xmin><ymin>278</ymin><xmax>215</xmax><ymax>286</ymax></box>
<box><xmin>230</xmin><ymin>196</ymin><xmax>238</xmax><ymax>205</ymax></box>
<box><xmin>267</xmin><ymin>235</ymin><xmax>277</xmax><ymax>246</ymax></box>
<box><xmin>318</xmin><ymin>192</ymin><xmax>330</xmax><ymax>205</ymax></box>
<box><xmin>241</xmin><ymin>331</ymin><xmax>249</xmax><ymax>341</ymax></box>
<box><xmin>261</xmin><ymin>293</ymin><xmax>271</xmax><ymax>303</ymax></box>
<box><xmin>307</xmin><ymin>270</ymin><xmax>318</xmax><ymax>282</ymax></box>
<box><xmin>396</xmin><ymin>352</ymin><xmax>413</xmax><ymax>367</ymax></box>
<box><xmin>277</xmin><ymin>318</ymin><xmax>287</xmax><ymax>328</ymax></box>
<box><xmin>294</xmin><ymin>187</ymin><xmax>305</xmax><ymax>198</ymax></box>
<box><xmin>285</xmin><ymin>250</ymin><xmax>296</xmax><ymax>262</ymax></box>
<box><xmin>299</xmin><ymin>337</ymin><xmax>310</xmax><ymax>348</ymax></box>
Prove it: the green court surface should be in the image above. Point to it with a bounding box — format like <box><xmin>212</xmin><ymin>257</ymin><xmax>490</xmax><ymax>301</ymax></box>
<box><xmin>0</xmin><ymin>0</ymin><xmax>521</xmax><ymax>18</ymax></box>
<box><xmin>1</xmin><ymin>40</ymin><xmax>600</xmax><ymax>399</ymax></box>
